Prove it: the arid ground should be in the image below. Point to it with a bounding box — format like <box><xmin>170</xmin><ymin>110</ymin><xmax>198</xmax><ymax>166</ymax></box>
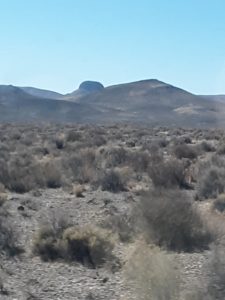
<box><xmin>0</xmin><ymin>123</ymin><xmax>225</xmax><ymax>299</ymax></box>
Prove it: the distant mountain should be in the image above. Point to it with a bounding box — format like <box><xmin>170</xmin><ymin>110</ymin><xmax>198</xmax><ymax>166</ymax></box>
<box><xmin>79</xmin><ymin>81</ymin><xmax>104</xmax><ymax>93</ymax></box>
<box><xmin>200</xmin><ymin>95</ymin><xmax>225</xmax><ymax>103</ymax></box>
<box><xmin>20</xmin><ymin>87</ymin><xmax>63</xmax><ymax>100</ymax></box>
<box><xmin>70</xmin><ymin>79</ymin><xmax>225</xmax><ymax>127</ymax></box>
<box><xmin>1</xmin><ymin>80</ymin><xmax>225</xmax><ymax>127</ymax></box>
<box><xmin>21</xmin><ymin>81</ymin><xmax>105</xmax><ymax>102</ymax></box>
<box><xmin>63</xmin><ymin>81</ymin><xmax>104</xmax><ymax>101</ymax></box>
<box><xmin>0</xmin><ymin>85</ymin><xmax>101</xmax><ymax>122</ymax></box>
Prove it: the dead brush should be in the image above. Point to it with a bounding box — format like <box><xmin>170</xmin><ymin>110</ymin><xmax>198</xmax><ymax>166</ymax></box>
<box><xmin>33</xmin><ymin>221</ymin><xmax>115</xmax><ymax>268</ymax></box>
<box><xmin>0</xmin><ymin>183</ymin><xmax>6</xmax><ymax>194</ymax></box>
<box><xmin>124</xmin><ymin>240</ymin><xmax>180</xmax><ymax>300</ymax></box>
<box><xmin>66</xmin><ymin>148</ymin><xmax>99</xmax><ymax>184</ymax></box>
<box><xmin>73</xmin><ymin>184</ymin><xmax>85</xmax><ymax>197</ymax></box>
<box><xmin>0</xmin><ymin>193</ymin><xmax>7</xmax><ymax>207</ymax></box>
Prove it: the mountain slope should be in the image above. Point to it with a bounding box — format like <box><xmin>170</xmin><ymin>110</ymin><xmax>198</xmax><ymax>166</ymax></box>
<box><xmin>200</xmin><ymin>95</ymin><xmax>225</xmax><ymax>103</ymax></box>
<box><xmin>0</xmin><ymin>85</ymin><xmax>102</xmax><ymax>122</ymax></box>
<box><xmin>20</xmin><ymin>87</ymin><xmax>63</xmax><ymax>100</ymax></box>
<box><xmin>1</xmin><ymin>80</ymin><xmax>225</xmax><ymax>127</ymax></box>
<box><xmin>72</xmin><ymin>79</ymin><xmax>225</xmax><ymax>127</ymax></box>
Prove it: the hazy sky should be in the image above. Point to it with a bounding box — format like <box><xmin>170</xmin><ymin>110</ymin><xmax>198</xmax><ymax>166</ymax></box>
<box><xmin>1</xmin><ymin>0</ymin><xmax>225</xmax><ymax>94</ymax></box>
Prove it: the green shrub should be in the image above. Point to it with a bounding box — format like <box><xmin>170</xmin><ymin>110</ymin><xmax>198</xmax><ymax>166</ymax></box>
<box><xmin>182</xmin><ymin>135</ymin><xmax>192</xmax><ymax>144</ymax></box>
<box><xmin>66</xmin><ymin>130</ymin><xmax>82</xmax><ymax>142</ymax></box>
<box><xmin>33</xmin><ymin>226</ymin><xmax>64</xmax><ymax>261</ymax></box>
<box><xmin>129</xmin><ymin>151</ymin><xmax>150</xmax><ymax>173</ymax></box>
<box><xmin>0</xmin><ymin>143</ymin><xmax>10</xmax><ymax>161</ymax></box>
<box><xmin>0</xmin><ymin>206</ymin><xmax>21</xmax><ymax>256</ymax></box>
<box><xmin>66</xmin><ymin>149</ymin><xmax>97</xmax><ymax>184</ymax></box>
<box><xmin>2</xmin><ymin>155</ymin><xmax>44</xmax><ymax>193</ymax></box>
<box><xmin>200</xmin><ymin>141</ymin><xmax>216</xmax><ymax>152</ymax></box>
<box><xmin>173</xmin><ymin>144</ymin><xmax>197</xmax><ymax>159</ymax></box>
<box><xmin>55</xmin><ymin>136</ymin><xmax>65</xmax><ymax>149</ymax></box>
<box><xmin>217</xmin><ymin>143</ymin><xmax>225</xmax><ymax>155</ymax></box>
<box><xmin>42</xmin><ymin>161</ymin><xmax>62</xmax><ymax>188</ymax></box>
<box><xmin>139</xmin><ymin>189</ymin><xmax>212</xmax><ymax>252</ymax></box>
<box><xmin>33</xmin><ymin>213</ymin><xmax>71</xmax><ymax>261</ymax></box>
<box><xmin>213</xmin><ymin>195</ymin><xmax>225</xmax><ymax>212</ymax></box>
<box><xmin>101</xmin><ymin>170</ymin><xmax>126</xmax><ymax>193</ymax></box>
<box><xmin>148</xmin><ymin>159</ymin><xmax>189</xmax><ymax>189</ymax></box>
<box><xmin>197</xmin><ymin>167</ymin><xmax>225</xmax><ymax>199</ymax></box>
<box><xmin>104</xmin><ymin>147</ymin><xmax>128</xmax><ymax>168</ymax></box>
<box><xmin>102</xmin><ymin>213</ymin><xmax>135</xmax><ymax>242</ymax></box>
<box><xmin>156</xmin><ymin>137</ymin><xmax>169</xmax><ymax>148</ymax></box>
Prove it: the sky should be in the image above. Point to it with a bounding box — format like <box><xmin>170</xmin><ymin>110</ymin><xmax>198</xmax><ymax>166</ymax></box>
<box><xmin>0</xmin><ymin>0</ymin><xmax>225</xmax><ymax>94</ymax></box>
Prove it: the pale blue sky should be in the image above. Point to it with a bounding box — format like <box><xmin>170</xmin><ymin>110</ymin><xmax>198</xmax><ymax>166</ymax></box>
<box><xmin>0</xmin><ymin>0</ymin><xmax>225</xmax><ymax>94</ymax></box>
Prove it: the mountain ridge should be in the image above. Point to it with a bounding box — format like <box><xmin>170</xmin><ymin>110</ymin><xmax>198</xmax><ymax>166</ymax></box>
<box><xmin>0</xmin><ymin>79</ymin><xmax>225</xmax><ymax>127</ymax></box>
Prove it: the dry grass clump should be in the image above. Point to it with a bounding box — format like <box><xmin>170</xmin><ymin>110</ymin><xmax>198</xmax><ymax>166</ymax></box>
<box><xmin>102</xmin><ymin>212</ymin><xmax>135</xmax><ymax>243</ymax></box>
<box><xmin>139</xmin><ymin>189</ymin><xmax>212</xmax><ymax>252</ymax></box>
<box><xmin>33</xmin><ymin>225</ymin><xmax>65</xmax><ymax>261</ymax></box>
<box><xmin>0</xmin><ymin>143</ymin><xmax>65</xmax><ymax>192</ymax></box>
<box><xmin>1</xmin><ymin>154</ymin><xmax>44</xmax><ymax>193</ymax></box>
<box><xmin>62</xmin><ymin>226</ymin><xmax>114</xmax><ymax>267</ymax></box>
<box><xmin>0</xmin><ymin>155</ymin><xmax>63</xmax><ymax>193</ymax></box>
<box><xmin>73</xmin><ymin>184</ymin><xmax>85</xmax><ymax>197</ymax></box>
<box><xmin>124</xmin><ymin>241</ymin><xmax>180</xmax><ymax>300</ymax></box>
<box><xmin>104</xmin><ymin>147</ymin><xmax>128</xmax><ymax>168</ymax></box>
<box><xmin>66</xmin><ymin>130</ymin><xmax>82</xmax><ymax>142</ymax></box>
<box><xmin>33</xmin><ymin>216</ymin><xmax>114</xmax><ymax>267</ymax></box>
<box><xmin>200</xmin><ymin>241</ymin><xmax>225</xmax><ymax>300</ymax></box>
<box><xmin>0</xmin><ymin>193</ymin><xmax>7</xmax><ymax>207</ymax></box>
<box><xmin>42</xmin><ymin>160</ymin><xmax>63</xmax><ymax>188</ymax></box>
<box><xmin>66</xmin><ymin>148</ymin><xmax>98</xmax><ymax>184</ymax></box>
<box><xmin>0</xmin><ymin>183</ymin><xmax>5</xmax><ymax>194</ymax></box>
<box><xmin>32</xmin><ymin>213</ymin><xmax>70</xmax><ymax>261</ymax></box>
<box><xmin>80</xmin><ymin>127</ymin><xmax>107</xmax><ymax>148</ymax></box>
